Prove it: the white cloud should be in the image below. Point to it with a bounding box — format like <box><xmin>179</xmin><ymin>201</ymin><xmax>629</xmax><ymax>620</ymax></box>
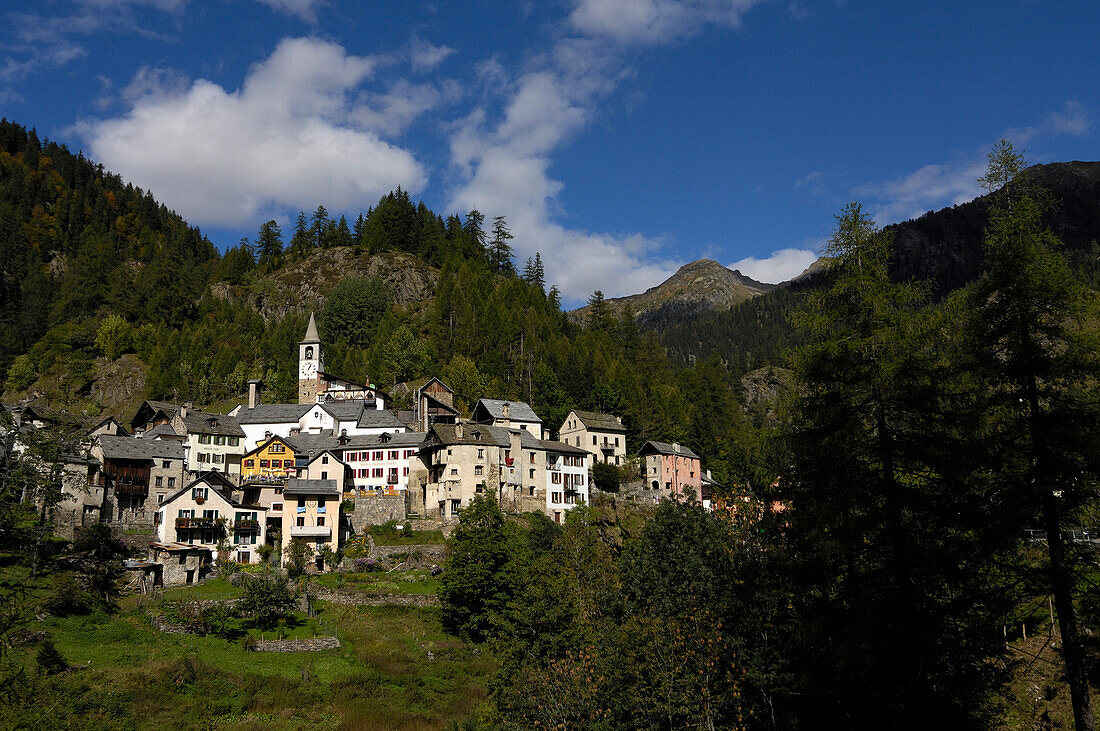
<box><xmin>252</xmin><ymin>0</ymin><xmax>323</xmax><ymax>22</ymax></box>
<box><xmin>569</xmin><ymin>0</ymin><xmax>764</xmax><ymax>44</ymax></box>
<box><xmin>1006</xmin><ymin>100</ymin><xmax>1090</xmax><ymax>143</ymax></box>
<box><xmin>445</xmin><ymin>0</ymin><xmax>773</xmax><ymax>302</ymax></box>
<box><xmin>730</xmin><ymin>247</ymin><xmax>818</xmax><ymax>283</ymax></box>
<box><xmin>409</xmin><ymin>36</ymin><xmax>456</xmax><ymax>73</ymax></box>
<box><xmin>80</xmin><ymin>37</ymin><xmax>426</xmax><ymax>227</ymax></box>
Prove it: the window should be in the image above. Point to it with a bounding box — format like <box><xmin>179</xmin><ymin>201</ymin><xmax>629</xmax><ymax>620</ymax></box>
<box><xmin>168</xmin><ymin>477</ymin><xmax>176</xmax><ymax>487</ymax></box>
<box><xmin>475</xmin><ymin>465</ymin><xmax>483</xmax><ymax>476</ymax></box>
<box><xmin>615</xmin><ymin>437</ymin><xmax>619</xmax><ymax>446</ymax></box>
<box><xmin>229</xmin><ymin>437</ymin><xmax>239</xmax><ymax>447</ymax></box>
<box><xmin>388</xmin><ymin>450</ymin><xmax>399</xmax><ymax>460</ymax></box>
<box><xmin>373</xmin><ymin>451</ymin><xmax>383</xmax><ymax>460</ymax></box>
<box><xmin>321</xmin><ymin>455</ymin><xmax>329</xmax><ymax>464</ymax></box>
<box><xmin>270</xmin><ymin>442</ymin><xmax>285</xmax><ymax>454</ymax></box>
<box><xmin>212</xmin><ymin>454</ymin><xmax>224</xmax><ymax>464</ymax></box>
<box><xmin>245</xmin><ymin>459</ymin><xmax>254</xmax><ymax>467</ymax></box>
<box><xmin>297</xmin><ymin>517</ymin><xmax>305</xmax><ymax>526</ymax></box>
<box><xmin>273</xmin><ymin>503</ymin><xmax>282</xmax><ymax>511</ymax></box>
<box><xmin>317</xmin><ymin>517</ymin><xmax>325</xmax><ymax>526</ymax></box>
<box><xmin>157</xmin><ymin>494</ymin><xmax>165</xmax><ymax>504</ymax></box>
<box><xmin>530</xmin><ymin>452</ymin><xmax>536</xmax><ymax>463</ymax></box>
<box><xmin>260</xmin><ymin>460</ymin><xmax>269</xmax><ymax>468</ymax></box>
<box><xmin>214</xmin><ymin>435</ymin><xmax>226</xmax><ymax>446</ymax></box>
<box><xmin>321</xmin><ymin>471</ymin><xmax>328</xmax><ymax>480</ymax></box>
<box><xmin>529</xmin><ymin>486</ymin><xmax>536</xmax><ymax>496</ymax></box>
<box><xmin>155</xmin><ymin>476</ymin><xmax>163</xmax><ymax>487</ymax></box>
<box><xmin>477</xmin><ymin>448</ymin><xmax>484</xmax><ymax>459</ymax></box>
<box><xmin>269</xmin><ymin>459</ymin><xmax>279</xmax><ymax>468</ymax></box>
<box><xmin>552</xmin><ymin>472</ymin><xmax>561</xmax><ymax>484</ymax></box>
<box><xmin>405</xmin><ymin>450</ymin><xmax>416</xmax><ymax>458</ymax></box>
<box><xmin>592</xmin><ymin>436</ymin><xmax>597</xmax><ymax>445</ymax></box>
<box><xmin>362</xmin><ymin>452</ymin><xmax>371</xmax><ymax>462</ymax></box>
<box><xmin>450</xmin><ymin>468</ymin><xmax>458</xmax><ymax>476</ymax></box>
<box><xmin>191</xmin><ymin>486</ymin><xmax>208</xmax><ymax>501</ymax></box>
<box><xmin>372</xmin><ymin>468</ymin><xmax>383</xmax><ymax>478</ymax></box>
<box><xmin>317</xmin><ymin>499</ymin><xmax>326</xmax><ymax>513</ymax></box>
<box><xmin>357</xmin><ymin>468</ymin><xmax>368</xmax><ymax>478</ymax></box>
<box><xmin>162</xmin><ymin>460</ymin><xmax>170</xmax><ymax>468</ymax></box>
<box><xmin>178</xmin><ymin>509</ymin><xmax>193</xmax><ymax>518</ymax></box>
<box><xmin>529</xmin><ymin>468</ymin><xmax>535</xmax><ymax>479</ymax></box>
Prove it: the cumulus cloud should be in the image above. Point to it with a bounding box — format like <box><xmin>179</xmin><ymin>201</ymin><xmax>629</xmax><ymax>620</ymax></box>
<box><xmin>80</xmin><ymin>37</ymin><xmax>427</xmax><ymax>227</ymax></box>
<box><xmin>446</xmin><ymin>0</ymin><xmax>771</xmax><ymax>302</ymax></box>
<box><xmin>730</xmin><ymin>247</ymin><xmax>818</xmax><ymax>283</ymax></box>
<box><xmin>569</xmin><ymin>0</ymin><xmax>764</xmax><ymax>44</ymax></box>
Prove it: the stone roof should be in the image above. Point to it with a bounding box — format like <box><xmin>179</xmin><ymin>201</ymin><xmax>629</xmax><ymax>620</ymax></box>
<box><xmin>356</xmin><ymin>409</ymin><xmax>406</xmax><ymax>430</ymax></box>
<box><xmin>283</xmin><ymin>478</ymin><xmax>340</xmax><ymax>496</ymax></box>
<box><xmin>176</xmin><ymin>410</ymin><xmax>246</xmax><ymax>437</ymax></box>
<box><xmin>320</xmin><ymin>400</ymin><xmax>367</xmax><ymax>421</ymax></box>
<box><xmin>471</xmin><ymin>398</ymin><xmax>541</xmax><ymax>424</ymax></box>
<box><xmin>638</xmin><ymin>440</ymin><xmax>700</xmax><ymax>460</ymax></box>
<box><xmin>570</xmin><ymin>409</ymin><xmax>626</xmax><ymax>432</ymax></box>
<box><xmin>425</xmin><ymin>423</ymin><xmax>511</xmax><ymax>448</ymax></box>
<box><xmin>287</xmin><ymin>430</ymin><xmax>425</xmax><ymax>456</ymax></box>
<box><xmin>539</xmin><ymin>438</ymin><xmax>591</xmax><ymax>456</ymax></box>
<box><xmin>145</xmin><ymin>423</ymin><xmax>182</xmax><ymax>439</ymax></box>
<box><xmin>98</xmin><ymin>435</ymin><xmax>185</xmax><ymax>461</ymax></box>
<box><xmin>235</xmin><ymin>403</ymin><xmax>311</xmax><ymax>425</ymax></box>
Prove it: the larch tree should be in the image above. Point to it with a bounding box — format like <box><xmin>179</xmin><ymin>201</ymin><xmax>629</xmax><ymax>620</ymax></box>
<box><xmin>972</xmin><ymin>140</ymin><xmax>1098</xmax><ymax>731</ymax></box>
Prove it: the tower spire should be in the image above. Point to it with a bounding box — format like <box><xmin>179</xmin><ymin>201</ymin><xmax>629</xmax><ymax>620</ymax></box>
<box><xmin>303</xmin><ymin>312</ymin><xmax>320</xmax><ymax>343</ymax></box>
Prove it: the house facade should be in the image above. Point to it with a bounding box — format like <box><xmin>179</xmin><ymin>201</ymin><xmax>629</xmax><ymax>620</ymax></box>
<box><xmin>91</xmin><ymin>435</ymin><xmax>187</xmax><ymax>524</ymax></box>
<box><xmin>156</xmin><ymin>472</ymin><xmax>268</xmax><ymax>564</ymax></box>
<box><xmin>558</xmin><ymin>409</ymin><xmax>627</xmax><ymax>466</ymax></box>
<box><xmin>281</xmin><ymin>478</ymin><xmax>341</xmax><ymax>571</ymax></box>
<box><xmin>171</xmin><ymin>407</ymin><xmax>246</xmax><ymax>481</ymax></box>
<box><xmin>240</xmin><ymin>435</ymin><xmax>298</xmax><ymax>484</ymax></box>
<box><xmin>542</xmin><ymin>439</ymin><xmax>590</xmax><ymax>523</ymax></box>
<box><xmin>638</xmin><ymin>441</ymin><xmax>703</xmax><ymax>503</ymax></box>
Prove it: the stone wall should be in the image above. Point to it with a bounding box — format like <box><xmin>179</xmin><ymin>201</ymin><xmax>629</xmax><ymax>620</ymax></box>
<box><xmin>254</xmin><ymin>637</ymin><xmax>340</xmax><ymax>652</ymax></box>
<box><xmin>346</xmin><ymin>493</ymin><xmax>406</xmax><ymax>533</ymax></box>
<box><xmin>369</xmin><ymin>542</ymin><xmax>447</xmax><ymax>569</ymax></box>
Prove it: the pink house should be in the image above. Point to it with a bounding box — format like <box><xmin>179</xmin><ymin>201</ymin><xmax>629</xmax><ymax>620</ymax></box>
<box><xmin>638</xmin><ymin>441</ymin><xmax>703</xmax><ymax>503</ymax></box>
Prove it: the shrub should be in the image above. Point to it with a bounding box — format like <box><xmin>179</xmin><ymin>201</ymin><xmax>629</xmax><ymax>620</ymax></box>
<box><xmin>40</xmin><ymin>573</ymin><xmax>93</xmax><ymax>616</ymax></box>
<box><xmin>36</xmin><ymin>638</ymin><xmax>67</xmax><ymax>676</ymax></box>
<box><xmin>239</xmin><ymin>572</ymin><xmax>295</xmax><ymax>630</ymax></box>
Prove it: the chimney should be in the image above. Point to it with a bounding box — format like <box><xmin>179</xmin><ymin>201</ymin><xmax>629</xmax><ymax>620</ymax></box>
<box><xmin>180</xmin><ymin>403</ymin><xmax>190</xmax><ymax>419</ymax></box>
<box><xmin>248</xmin><ymin>379</ymin><xmax>261</xmax><ymax>409</ymax></box>
<box><xmin>672</xmin><ymin>442</ymin><xmax>680</xmax><ymax>454</ymax></box>
<box><xmin>502</xmin><ymin>402</ymin><xmax>510</xmax><ymax>419</ymax></box>
<box><xmin>616</xmin><ymin>415</ymin><xmax>622</xmax><ymax>424</ymax></box>
<box><xmin>455</xmin><ymin>422</ymin><xmax>464</xmax><ymax>439</ymax></box>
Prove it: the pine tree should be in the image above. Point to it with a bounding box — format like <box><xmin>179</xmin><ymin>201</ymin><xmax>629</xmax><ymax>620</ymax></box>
<box><xmin>311</xmin><ymin>205</ymin><xmax>330</xmax><ymax>248</ymax></box>
<box><xmin>972</xmin><ymin>140</ymin><xmax>1098</xmax><ymax>731</ymax></box>
<box><xmin>256</xmin><ymin>220</ymin><xmax>283</xmax><ymax>265</ymax></box>
<box><xmin>586</xmin><ymin>291</ymin><xmax>608</xmax><ymax>330</ymax></box>
<box><xmin>290</xmin><ymin>211</ymin><xmax>310</xmax><ymax>256</ymax></box>
<box><xmin>488</xmin><ymin>216</ymin><xmax>515</xmax><ymax>274</ymax></box>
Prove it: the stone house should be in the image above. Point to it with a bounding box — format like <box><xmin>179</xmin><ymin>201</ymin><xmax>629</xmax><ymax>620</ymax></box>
<box><xmin>638</xmin><ymin>441</ymin><xmax>703</xmax><ymax>503</ymax></box>
<box><xmin>91</xmin><ymin>435</ymin><xmax>187</xmax><ymax>526</ymax></box>
<box><xmin>147</xmin><ymin>541</ymin><xmax>212</xmax><ymax>586</ymax></box>
<box><xmin>171</xmin><ymin>406</ymin><xmax>246</xmax><ymax>482</ymax></box>
<box><xmin>130</xmin><ymin>400</ymin><xmax>181</xmax><ymax>434</ymax></box>
<box><xmin>558</xmin><ymin>410</ymin><xmax>627</xmax><ymax>466</ymax></box>
<box><xmin>156</xmin><ymin>472</ymin><xmax>268</xmax><ymax>565</ymax></box>
<box><xmin>471</xmin><ymin>399</ymin><xmax>544</xmax><ymax>439</ymax></box>
<box><xmin>281</xmin><ymin>478</ymin><xmax>341</xmax><ymax>572</ymax></box>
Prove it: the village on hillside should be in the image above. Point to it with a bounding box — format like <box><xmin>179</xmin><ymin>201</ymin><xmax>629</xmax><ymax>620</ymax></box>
<box><xmin>2</xmin><ymin>313</ymin><xmax>719</xmax><ymax>585</ymax></box>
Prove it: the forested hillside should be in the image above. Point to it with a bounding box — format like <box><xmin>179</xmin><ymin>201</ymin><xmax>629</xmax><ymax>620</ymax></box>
<box><xmin>0</xmin><ymin>120</ymin><xmax>766</xmax><ymax>489</ymax></box>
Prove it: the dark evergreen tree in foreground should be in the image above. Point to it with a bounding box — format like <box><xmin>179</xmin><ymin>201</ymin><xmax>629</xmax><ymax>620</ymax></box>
<box><xmin>971</xmin><ymin>140</ymin><xmax>1098</xmax><ymax>731</ymax></box>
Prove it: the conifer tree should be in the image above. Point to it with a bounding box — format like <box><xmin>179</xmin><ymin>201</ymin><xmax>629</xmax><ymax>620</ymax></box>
<box><xmin>488</xmin><ymin>216</ymin><xmax>516</xmax><ymax>274</ymax></box>
<box><xmin>256</xmin><ymin>220</ymin><xmax>283</xmax><ymax>264</ymax></box>
<box><xmin>972</xmin><ymin>140</ymin><xmax>1097</xmax><ymax>731</ymax></box>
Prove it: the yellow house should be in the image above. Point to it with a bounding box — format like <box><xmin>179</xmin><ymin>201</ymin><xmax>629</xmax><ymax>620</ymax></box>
<box><xmin>241</xmin><ymin>436</ymin><xmax>298</xmax><ymax>484</ymax></box>
<box><xmin>281</xmin><ymin>478</ymin><xmax>341</xmax><ymax>572</ymax></box>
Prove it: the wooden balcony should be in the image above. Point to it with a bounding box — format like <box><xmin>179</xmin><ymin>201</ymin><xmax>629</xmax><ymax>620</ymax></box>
<box><xmin>233</xmin><ymin>519</ymin><xmax>261</xmax><ymax>532</ymax></box>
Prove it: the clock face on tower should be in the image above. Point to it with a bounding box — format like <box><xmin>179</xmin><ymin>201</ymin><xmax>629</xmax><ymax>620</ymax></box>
<box><xmin>300</xmin><ymin>361</ymin><xmax>317</xmax><ymax>379</ymax></box>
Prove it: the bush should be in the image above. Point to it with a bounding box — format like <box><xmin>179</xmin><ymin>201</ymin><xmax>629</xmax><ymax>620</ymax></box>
<box><xmin>591</xmin><ymin>462</ymin><xmax>622</xmax><ymax>493</ymax></box>
<box><xmin>40</xmin><ymin>573</ymin><xmax>93</xmax><ymax>616</ymax></box>
<box><xmin>36</xmin><ymin>638</ymin><xmax>67</xmax><ymax>676</ymax></box>
<box><xmin>286</xmin><ymin>539</ymin><xmax>310</xmax><ymax>579</ymax></box>
<box><xmin>239</xmin><ymin>572</ymin><xmax>295</xmax><ymax>630</ymax></box>
<box><xmin>94</xmin><ymin>314</ymin><xmax>133</xmax><ymax>360</ymax></box>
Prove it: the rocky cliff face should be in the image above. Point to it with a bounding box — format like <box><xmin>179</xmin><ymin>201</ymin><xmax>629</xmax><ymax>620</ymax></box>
<box><xmin>210</xmin><ymin>248</ymin><xmax>439</xmax><ymax>320</ymax></box>
<box><xmin>572</xmin><ymin>259</ymin><xmax>774</xmax><ymax>324</ymax></box>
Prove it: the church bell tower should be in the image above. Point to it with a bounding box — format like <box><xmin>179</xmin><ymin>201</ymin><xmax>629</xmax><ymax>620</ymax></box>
<box><xmin>298</xmin><ymin>313</ymin><xmax>323</xmax><ymax>405</ymax></box>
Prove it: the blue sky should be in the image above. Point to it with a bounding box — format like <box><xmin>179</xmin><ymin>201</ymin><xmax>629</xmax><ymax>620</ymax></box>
<box><xmin>2</xmin><ymin>0</ymin><xmax>1097</xmax><ymax>304</ymax></box>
